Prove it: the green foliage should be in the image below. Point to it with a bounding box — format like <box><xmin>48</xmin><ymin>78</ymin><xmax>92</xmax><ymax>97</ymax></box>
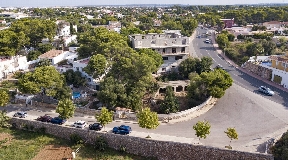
<box><xmin>187</xmin><ymin>69</ymin><xmax>233</xmax><ymax>106</ymax></box>
<box><xmin>138</xmin><ymin>49</ymin><xmax>163</xmax><ymax>71</ymax></box>
<box><xmin>0</xmin><ymin>30</ymin><xmax>28</xmax><ymax>56</ymax></box>
<box><xmin>36</xmin><ymin>59</ymin><xmax>51</xmax><ymax>67</ymax></box>
<box><xmin>63</xmin><ymin>69</ymin><xmax>86</xmax><ymax>87</ymax></box>
<box><xmin>9</xmin><ymin>18</ymin><xmax>57</xmax><ymax>47</ymax></box>
<box><xmin>224</xmin><ymin>128</ymin><xmax>239</xmax><ymax>143</ymax></box>
<box><xmin>272</xmin><ymin>130</ymin><xmax>288</xmax><ymax>160</ymax></box>
<box><xmin>27</xmin><ymin>50</ymin><xmax>42</xmax><ymax>61</ymax></box>
<box><xmin>37</xmin><ymin>43</ymin><xmax>53</xmax><ymax>54</ymax></box>
<box><xmin>193</xmin><ymin>120</ymin><xmax>211</xmax><ymax>140</ymax></box>
<box><xmin>0</xmin><ymin>89</ymin><xmax>9</xmax><ymax>107</ymax></box>
<box><xmin>97</xmin><ymin>107</ymin><xmax>113</xmax><ymax>130</ymax></box>
<box><xmin>18</xmin><ymin>66</ymin><xmax>64</xmax><ymax>97</ymax></box>
<box><xmin>160</xmin><ymin>86</ymin><xmax>179</xmax><ymax>114</ymax></box>
<box><xmin>56</xmin><ymin>98</ymin><xmax>75</xmax><ymax>119</ymax></box>
<box><xmin>83</xmin><ymin>54</ymin><xmax>107</xmax><ymax>78</ymax></box>
<box><xmin>137</xmin><ymin>107</ymin><xmax>159</xmax><ymax>130</ymax></box>
<box><xmin>0</xmin><ymin>110</ymin><xmax>10</xmax><ymax>127</ymax></box>
<box><xmin>178</xmin><ymin>57</ymin><xmax>213</xmax><ymax>79</ymax></box>
<box><xmin>70</xmin><ymin>134</ymin><xmax>84</xmax><ymax>145</ymax></box>
<box><xmin>94</xmin><ymin>136</ymin><xmax>108</xmax><ymax>151</ymax></box>
<box><xmin>54</xmin><ymin>86</ymin><xmax>72</xmax><ymax>100</ymax></box>
<box><xmin>216</xmin><ymin>33</ymin><xmax>230</xmax><ymax>50</ymax></box>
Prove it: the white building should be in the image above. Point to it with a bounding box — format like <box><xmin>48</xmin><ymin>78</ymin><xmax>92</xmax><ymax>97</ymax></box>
<box><xmin>129</xmin><ymin>31</ymin><xmax>190</xmax><ymax>75</ymax></box>
<box><xmin>72</xmin><ymin>58</ymin><xmax>107</xmax><ymax>90</ymax></box>
<box><xmin>0</xmin><ymin>56</ymin><xmax>29</xmax><ymax>80</ymax></box>
<box><xmin>38</xmin><ymin>50</ymin><xmax>78</xmax><ymax>65</ymax></box>
<box><xmin>56</xmin><ymin>20</ymin><xmax>77</xmax><ymax>36</ymax></box>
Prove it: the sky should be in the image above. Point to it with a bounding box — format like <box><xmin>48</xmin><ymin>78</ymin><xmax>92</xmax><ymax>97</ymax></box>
<box><xmin>0</xmin><ymin>0</ymin><xmax>287</xmax><ymax>7</ymax></box>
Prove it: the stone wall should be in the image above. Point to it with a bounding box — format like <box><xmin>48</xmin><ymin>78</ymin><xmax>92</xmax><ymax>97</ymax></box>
<box><xmin>10</xmin><ymin>118</ymin><xmax>274</xmax><ymax>160</ymax></box>
<box><xmin>243</xmin><ymin>62</ymin><xmax>272</xmax><ymax>80</ymax></box>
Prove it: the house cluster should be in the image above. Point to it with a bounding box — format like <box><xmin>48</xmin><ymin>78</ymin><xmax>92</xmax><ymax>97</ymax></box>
<box><xmin>223</xmin><ymin>20</ymin><xmax>288</xmax><ymax>38</ymax></box>
<box><xmin>92</xmin><ymin>21</ymin><xmax>122</xmax><ymax>33</ymax></box>
<box><xmin>129</xmin><ymin>30</ymin><xmax>190</xmax><ymax>75</ymax></box>
<box><xmin>245</xmin><ymin>54</ymin><xmax>288</xmax><ymax>89</ymax></box>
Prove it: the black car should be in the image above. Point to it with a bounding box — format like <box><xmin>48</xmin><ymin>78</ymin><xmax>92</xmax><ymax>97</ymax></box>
<box><xmin>36</xmin><ymin>115</ymin><xmax>52</xmax><ymax>122</ymax></box>
<box><xmin>89</xmin><ymin>123</ymin><xmax>103</xmax><ymax>131</ymax></box>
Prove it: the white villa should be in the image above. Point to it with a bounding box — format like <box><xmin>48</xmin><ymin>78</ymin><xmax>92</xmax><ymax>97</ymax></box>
<box><xmin>38</xmin><ymin>49</ymin><xmax>78</xmax><ymax>65</ymax></box>
<box><xmin>129</xmin><ymin>30</ymin><xmax>190</xmax><ymax>75</ymax></box>
<box><xmin>0</xmin><ymin>56</ymin><xmax>29</xmax><ymax>80</ymax></box>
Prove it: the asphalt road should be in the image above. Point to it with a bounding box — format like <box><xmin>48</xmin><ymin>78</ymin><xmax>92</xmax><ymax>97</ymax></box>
<box><xmin>3</xmin><ymin>28</ymin><xmax>288</xmax><ymax>153</ymax></box>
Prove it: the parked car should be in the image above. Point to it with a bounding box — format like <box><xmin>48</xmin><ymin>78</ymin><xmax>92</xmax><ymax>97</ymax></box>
<box><xmin>89</xmin><ymin>123</ymin><xmax>103</xmax><ymax>131</ymax></box>
<box><xmin>112</xmin><ymin>125</ymin><xmax>132</xmax><ymax>135</ymax></box>
<box><xmin>205</xmin><ymin>39</ymin><xmax>210</xmax><ymax>43</ymax></box>
<box><xmin>50</xmin><ymin>117</ymin><xmax>67</xmax><ymax>125</ymax></box>
<box><xmin>13</xmin><ymin>112</ymin><xmax>27</xmax><ymax>118</ymax></box>
<box><xmin>215</xmin><ymin>64</ymin><xmax>224</xmax><ymax>70</ymax></box>
<box><xmin>36</xmin><ymin>115</ymin><xmax>52</xmax><ymax>122</ymax></box>
<box><xmin>73</xmin><ymin>120</ymin><xmax>87</xmax><ymax>129</ymax></box>
<box><xmin>258</xmin><ymin>86</ymin><xmax>275</xmax><ymax>96</ymax></box>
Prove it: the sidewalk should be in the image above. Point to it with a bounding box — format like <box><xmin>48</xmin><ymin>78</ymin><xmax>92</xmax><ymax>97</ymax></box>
<box><xmin>211</xmin><ymin>33</ymin><xmax>288</xmax><ymax>93</ymax></box>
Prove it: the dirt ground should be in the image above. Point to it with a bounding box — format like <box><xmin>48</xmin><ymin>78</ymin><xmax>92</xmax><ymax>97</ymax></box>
<box><xmin>32</xmin><ymin>145</ymin><xmax>73</xmax><ymax>160</ymax></box>
<box><xmin>0</xmin><ymin>132</ymin><xmax>13</xmax><ymax>147</ymax></box>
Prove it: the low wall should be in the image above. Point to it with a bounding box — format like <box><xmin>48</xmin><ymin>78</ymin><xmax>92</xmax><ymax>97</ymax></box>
<box><xmin>10</xmin><ymin>118</ymin><xmax>273</xmax><ymax>160</ymax></box>
<box><xmin>243</xmin><ymin>62</ymin><xmax>272</xmax><ymax>80</ymax></box>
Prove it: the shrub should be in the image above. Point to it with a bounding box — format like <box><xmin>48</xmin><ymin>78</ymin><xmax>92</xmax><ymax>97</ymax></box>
<box><xmin>271</xmin><ymin>131</ymin><xmax>288</xmax><ymax>160</ymax></box>
<box><xmin>70</xmin><ymin>134</ymin><xmax>83</xmax><ymax>145</ymax></box>
<box><xmin>94</xmin><ymin>136</ymin><xmax>108</xmax><ymax>151</ymax></box>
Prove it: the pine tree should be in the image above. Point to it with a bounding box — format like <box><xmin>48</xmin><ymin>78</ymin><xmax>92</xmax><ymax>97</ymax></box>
<box><xmin>160</xmin><ymin>86</ymin><xmax>179</xmax><ymax>113</ymax></box>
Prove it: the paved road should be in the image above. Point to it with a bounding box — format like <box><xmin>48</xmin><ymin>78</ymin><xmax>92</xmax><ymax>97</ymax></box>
<box><xmin>3</xmin><ymin>28</ymin><xmax>288</xmax><ymax>153</ymax></box>
<box><xmin>192</xmin><ymin>28</ymin><xmax>288</xmax><ymax>107</ymax></box>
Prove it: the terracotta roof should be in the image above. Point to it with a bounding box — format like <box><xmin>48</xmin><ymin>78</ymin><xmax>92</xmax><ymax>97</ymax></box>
<box><xmin>38</xmin><ymin>50</ymin><xmax>63</xmax><ymax>59</ymax></box>
<box><xmin>270</xmin><ymin>55</ymin><xmax>288</xmax><ymax>62</ymax></box>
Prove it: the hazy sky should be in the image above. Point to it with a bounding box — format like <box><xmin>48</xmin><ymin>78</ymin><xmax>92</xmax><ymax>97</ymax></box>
<box><xmin>0</xmin><ymin>0</ymin><xmax>287</xmax><ymax>7</ymax></box>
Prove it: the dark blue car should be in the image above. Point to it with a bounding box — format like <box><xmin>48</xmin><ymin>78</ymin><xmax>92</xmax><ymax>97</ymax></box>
<box><xmin>112</xmin><ymin>125</ymin><xmax>132</xmax><ymax>135</ymax></box>
<box><xmin>51</xmin><ymin>117</ymin><xmax>67</xmax><ymax>125</ymax></box>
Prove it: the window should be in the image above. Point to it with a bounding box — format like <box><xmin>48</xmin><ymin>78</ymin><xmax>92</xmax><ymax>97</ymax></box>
<box><xmin>172</xmin><ymin>48</ymin><xmax>176</xmax><ymax>53</ymax></box>
<box><xmin>181</xmin><ymin>47</ymin><xmax>185</xmax><ymax>53</ymax></box>
<box><xmin>76</xmin><ymin>67</ymin><xmax>79</xmax><ymax>71</ymax></box>
<box><xmin>162</xmin><ymin>48</ymin><xmax>165</xmax><ymax>53</ymax></box>
<box><xmin>162</xmin><ymin>57</ymin><xmax>168</xmax><ymax>60</ymax></box>
<box><xmin>282</xmin><ymin>62</ymin><xmax>286</xmax><ymax>67</ymax></box>
<box><xmin>175</xmin><ymin>56</ymin><xmax>183</xmax><ymax>60</ymax></box>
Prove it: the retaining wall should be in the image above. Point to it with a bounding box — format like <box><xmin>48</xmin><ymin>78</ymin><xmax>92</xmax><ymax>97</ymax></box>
<box><xmin>10</xmin><ymin>118</ymin><xmax>274</xmax><ymax>160</ymax></box>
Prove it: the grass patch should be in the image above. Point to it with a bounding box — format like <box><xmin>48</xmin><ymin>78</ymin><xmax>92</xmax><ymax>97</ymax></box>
<box><xmin>0</xmin><ymin>127</ymin><xmax>152</xmax><ymax>160</ymax></box>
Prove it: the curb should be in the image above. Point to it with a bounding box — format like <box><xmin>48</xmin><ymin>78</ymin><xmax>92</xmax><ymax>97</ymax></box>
<box><xmin>211</xmin><ymin>33</ymin><xmax>288</xmax><ymax>93</ymax></box>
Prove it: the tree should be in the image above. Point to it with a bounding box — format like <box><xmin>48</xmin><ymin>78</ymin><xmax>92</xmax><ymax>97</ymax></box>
<box><xmin>216</xmin><ymin>33</ymin><xmax>229</xmax><ymax>50</ymax></box>
<box><xmin>0</xmin><ymin>110</ymin><xmax>10</xmax><ymax>127</ymax></box>
<box><xmin>178</xmin><ymin>58</ymin><xmax>198</xmax><ymax>79</ymax></box>
<box><xmin>0</xmin><ymin>30</ymin><xmax>28</xmax><ymax>56</ymax></box>
<box><xmin>0</xmin><ymin>89</ymin><xmax>9</xmax><ymax>107</ymax></box>
<box><xmin>224</xmin><ymin>127</ymin><xmax>239</xmax><ymax>148</ymax></box>
<box><xmin>37</xmin><ymin>43</ymin><xmax>53</xmax><ymax>54</ymax></box>
<box><xmin>138</xmin><ymin>49</ymin><xmax>163</xmax><ymax>72</ymax></box>
<box><xmin>272</xmin><ymin>130</ymin><xmax>288</xmax><ymax>159</ymax></box>
<box><xmin>56</xmin><ymin>98</ymin><xmax>75</xmax><ymax>119</ymax></box>
<box><xmin>137</xmin><ymin>107</ymin><xmax>159</xmax><ymax>138</ymax></box>
<box><xmin>36</xmin><ymin>59</ymin><xmax>51</xmax><ymax>67</ymax></box>
<box><xmin>18</xmin><ymin>66</ymin><xmax>65</xmax><ymax>98</ymax></box>
<box><xmin>160</xmin><ymin>86</ymin><xmax>179</xmax><ymax>114</ymax></box>
<box><xmin>27</xmin><ymin>50</ymin><xmax>42</xmax><ymax>61</ymax></box>
<box><xmin>54</xmin><ymin>86</ymin><xmax>72</xmax><ymax>100</ymax></box>
<box><xmin>83</xmin><ymin>54</ymin><xmax>107</xmax><ymax>78</ymax></box>
<box><xmin>97</xmin><ymin>107</ymin><xmax>113</xmax><ymax>131</ymax></box>
<box><xmin>196</xmin><ymin>57</ymin><xmax>213</xmax><ymax>74</ymax></box>
<box><xmin>193</xmin><ymin>120</ymin><xmax>211</xmax><ymax>142</ymax></box>
<box><xmin>63</xmin><ymin>70</ymin><xmax>86</xmax><ymax>87</ymax></box>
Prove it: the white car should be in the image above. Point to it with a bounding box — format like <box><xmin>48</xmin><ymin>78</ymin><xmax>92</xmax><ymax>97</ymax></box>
<box><xmin>205</xmin><ymin>39</ymin><xmax>210</xmax><ymax>43</ymax></box>
<box><xmin>13</xmin><ymin>112</ymin><xmax>27</xmax><ymax>118</ymax></box>
<box><xmin>73</xmin><ymin>120</ymin><xmax>87</xmax><ymax>129</ymax></box>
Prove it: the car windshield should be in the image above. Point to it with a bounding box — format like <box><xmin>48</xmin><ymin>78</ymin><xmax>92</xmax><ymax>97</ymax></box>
<box><xmin>266</xmin><ymin>88</ymin><xmax>272</xmax><ymax>91</ymax></box>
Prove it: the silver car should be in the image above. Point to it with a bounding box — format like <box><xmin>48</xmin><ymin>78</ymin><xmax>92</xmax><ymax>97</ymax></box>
<box><xmin>258</xmin><ymin>86</ymin><xmax>275</xmax><ymax>96</ymax></box>
<box><xmin>13</xmin><ymin>112</ymin><xmax>28</xmax><ymax>118</ymax></box>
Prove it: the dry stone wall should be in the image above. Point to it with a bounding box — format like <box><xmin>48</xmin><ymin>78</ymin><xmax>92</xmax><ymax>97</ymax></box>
<box><xmin>10</xmin><ymin>118</ymin><xmax>274</xmax><ymax>160</ymax></box>
<box><xmin>244</xmin><ymin>62</ymin><xmax>272</xmax><ymax>80</ymax></box>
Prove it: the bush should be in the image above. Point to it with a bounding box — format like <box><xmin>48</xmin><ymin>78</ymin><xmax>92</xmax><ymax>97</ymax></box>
<box><xmin>271</xmin><ymin>131</ymin><xmax>288</xmax><ymax>160</ymax></box>
<box><xmin>94</xmin><ymin>136</ymin><xmax>108</xmax><ymax>151</ymax></box>
<box><xmin>70</xmin><ymin>134</ymin><xmax>83</xmax><ymax>145</ymax></box>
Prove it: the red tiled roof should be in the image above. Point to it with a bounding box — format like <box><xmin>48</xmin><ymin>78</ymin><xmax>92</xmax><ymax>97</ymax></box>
<box><xmin>38</xmin><ymin>50</ymin><xmax>63</xmax><ymax>59</ymax></box>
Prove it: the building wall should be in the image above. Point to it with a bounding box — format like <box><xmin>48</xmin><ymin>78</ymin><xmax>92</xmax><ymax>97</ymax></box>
<box><xmin>0</xmin><ymin>56</ymin><xmax>29</xmax><ymax>79</ymax></box>
<box><xmin>10</xmin><ymin>118</ymin><xmax>274</xmax><ymax>160</ymax></box>
<box><xmin>244</xmin><ymin>62</ymin><xmax>272</xmax><ymax>80</ymax></box>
